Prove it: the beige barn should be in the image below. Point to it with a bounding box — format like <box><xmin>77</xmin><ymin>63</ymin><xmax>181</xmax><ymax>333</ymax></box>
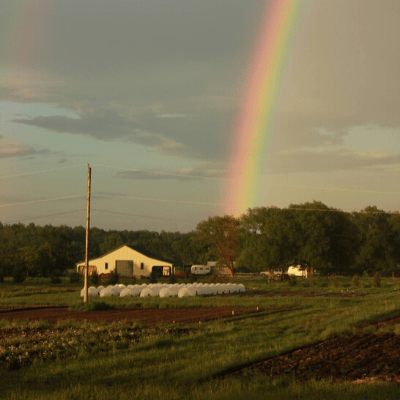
<box><xmin>76</xmin><ymin>244</ymin><xmax>175</xmax><ymax>278</ymax></box>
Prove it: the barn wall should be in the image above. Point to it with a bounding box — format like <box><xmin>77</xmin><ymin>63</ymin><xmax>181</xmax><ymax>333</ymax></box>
<box><xmin>76</xmin><ymin>245</ymin><xmax>173</xmax><ymax>277</ymax></box>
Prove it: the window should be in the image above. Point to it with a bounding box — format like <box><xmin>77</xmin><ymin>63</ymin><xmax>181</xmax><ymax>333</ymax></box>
<box><xmin>105</xmin><ymin>263</ymin><xmax>108</xmax><ymax>270</ymax></box>
<box><xmin>141</xmin><ymin>263</ymin><xmax>144</xmax><ymax>270</ymax></box>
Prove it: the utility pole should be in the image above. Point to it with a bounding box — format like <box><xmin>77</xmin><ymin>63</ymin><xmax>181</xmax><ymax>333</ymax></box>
<box><xmin>83</xmin><ymin>164</ymin><xmax>91</xmax><ymax>303</ymax></box>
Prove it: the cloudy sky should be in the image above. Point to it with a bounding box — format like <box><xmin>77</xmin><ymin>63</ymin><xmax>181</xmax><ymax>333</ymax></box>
<box><xmin>1</xmin><ymin>0</ymin><xmax>399</xmax><ymax>232</ymax></box>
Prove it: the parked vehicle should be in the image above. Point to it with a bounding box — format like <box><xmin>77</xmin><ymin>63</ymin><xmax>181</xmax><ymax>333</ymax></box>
<box><xmin>287</xmin><ymin>265</ymin><xmax>308</xmax><ymax>278</ymax></box>
<box><xmin>190</xmin><ymin>265</ymin><xmax>211</xmax><ymax>275</ymax></box>
<box><xmin>260</xmin><ymin>268</ymin><xmax>284</xmax><ymax>277</ymax></box>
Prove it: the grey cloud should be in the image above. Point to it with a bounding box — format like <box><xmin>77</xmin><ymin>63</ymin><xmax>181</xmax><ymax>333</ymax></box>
<box><xmin>115</xmin><ymin>165</ymin><xmax>224</xmax><ymax>182</ymax></box>
<box><xmin>3</xmin><ymin>0</ymin><xmax>400</xmax><ymax>169</ymax></box>
<box><xmin>267</xmin><ymin>149</ymin><xmax>400</xmax><ymax>175</ymax></box>
<box><xmin>0</xmin><ymin>139</ymin><xmax>49</xmax><ymax>159</ymax></box>
<box><xmin>11</xmin><ymin>105</ymin><xmax>233</xmax><ymax>161</ymax></box>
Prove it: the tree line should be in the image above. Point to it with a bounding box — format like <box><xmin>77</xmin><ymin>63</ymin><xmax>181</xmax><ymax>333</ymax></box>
<box><xmin>1</xmin><ymin>201</ymin><xmax>399</xmax><ymax>280</ymax></box>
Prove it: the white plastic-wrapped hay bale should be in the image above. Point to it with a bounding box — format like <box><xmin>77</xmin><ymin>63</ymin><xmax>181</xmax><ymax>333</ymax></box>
<box><xmin>97</xmin><ymin>285</ymin><xmax>105</xmax><ymax>291</ymax></box>
<box><xmin>230</xmin><ymin>284</ymin><xmax>239</xmax><ymax>293</ymax></box>
<box><xmin>148</xmin><ymin>286</ymin><xmax>162</xmax><ymax>296</ymax></box>
<box><xmin>159</xmin><ymin>288</ymin><xmax>173</xmax><ymax>298</ymax></box>
<box><xmin>215</xmin><ymin>285</ymin><xmax>225</xmax><ymax>295</ymax></box>
<box><xmin>178</xmin><ymin>287</ymin><xmax>196</xmax><ymax>298</ymax></box>
<box><xmin>129</xmin><ymin>286</ymin><xmax>141</xmax><ymax>297</ymax></box>
<box><xmin>88</xmin><ymin>287</ymin><xmax>99</xmax><ymax>297</ymax></box>
<box><xmin>80</xmin><ymin>287</ymin><xmax>99</xmax><ymax>297</ymax></box>
<box><xmin>169</xmin><ymin>286</ymin><xmax>181</xmax><ymax>296</ymax></box>
<box><xmin>110</xmin><ymin>286</ymin><xmax>123</xmax><ymax>296</ymax></box>
<box><xmin>120</xmin><ymin>288</ymin><xmax>134</xmax><ymax>297</ymax></box>
<box><xmin>140</xmin><ymin>287</ymin><xmax>152</xmax><ymax>297</ymax></box>
<box><xmin>238</xmin><ymin>284</ymin><xmax>245</xmax><ymax>293</ymax></box>
<box><xmin>197</xmin><ymin>286</ymin><xmax>210</xmax><ymax>295</ymax></box>
<box><xmin>177</xmin><ymin>287</ymin><xmax>190</xmax><ymax>298</ymax></box>
<box><xmin>99</xmin><ymin>287</ymin><xmax>112</xmax><ymax>297</ymax></box>
<box><xmin>225</xmin><ymin>284</ymin><xmax>235</xmax><ymax>294</ymax></box>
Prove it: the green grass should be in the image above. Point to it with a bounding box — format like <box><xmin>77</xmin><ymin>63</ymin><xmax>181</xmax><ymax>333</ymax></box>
<box><xmin>1</xmin><ymin>277</ymin><xmax>400</xmax><ymax>399</ymax></box>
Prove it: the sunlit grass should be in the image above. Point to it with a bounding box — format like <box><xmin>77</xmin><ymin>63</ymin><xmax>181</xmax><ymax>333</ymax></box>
<box><xmin>1</xmin><ymin>277</ymin><xmax>400</xmax><ymax>398</ymax></box>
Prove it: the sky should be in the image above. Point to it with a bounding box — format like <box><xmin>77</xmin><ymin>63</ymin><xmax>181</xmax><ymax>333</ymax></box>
<box><xmin>0</xmin><ymin>0</ymin><xmax>400</xmax><ymax>233</ymax></box>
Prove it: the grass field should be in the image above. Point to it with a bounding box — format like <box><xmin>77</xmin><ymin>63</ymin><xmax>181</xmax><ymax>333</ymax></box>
<box><xmin>0</xmin><ymin>276</ymin><xmax>400</xmax><ymax>399</ymax></box>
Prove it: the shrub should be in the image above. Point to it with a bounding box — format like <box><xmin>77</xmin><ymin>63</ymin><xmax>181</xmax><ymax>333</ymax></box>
<box><xmin>69</xmin><ymin>301</ymin><xmax>116</xmax><ymax>312</ymax></box>
<box><xmin>287</xmin><ymin>276</ymin><xmax>297</xmax><ymax>286</ymax></box>
<box><xmin>108</xmin><ymin>270</ymin><xmax>119</xmax><ymax>285</ymax></box>
<box><xmin>309</xmin><ymin>276</ymin><xmax>318</xmax><ymax>287</ymax></box>
<box><xmin>329</xmin><ymin>275</ymin><xmax>340</xmax><ymax>288</ymax></box>
<box><xmin>169</xmin><ymin>274</ymin><xmax>177</xmax><ymax>284</ymax></box>
<box><xmin>351</xmin><ymin>274</ymin><xmax>361</xmax><ymax>287</ymax></box>
<box><xmin>174</xmin><ymin>271</ymin><xmax>189</xmax><ymax>279</ymax></box>
<box><xmin>69</xmin><ymin>272</ymin><xmax>81</xmax><ymax>284</ymax></box>
<box><xmin>50</xmin><ymin>275</ymin><xmax>62</xmax><ymax>284</ymax></box>
<box><xmin>90</xmin><ymin>271</ymin><xmax>99</xmax><ymax>285</ymax></box>
<box><xmin>373</xmin><ymin>272</ymin><xmax>381</xmax><ymax>288</ymax></box>
<box><xmin>12</xmin><ymin>266</ymin><xmax>26</xmax><ymax>283</ymax></box>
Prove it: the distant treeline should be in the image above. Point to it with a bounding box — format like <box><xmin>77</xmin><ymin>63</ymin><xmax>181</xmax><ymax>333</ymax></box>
<box><xmin>1</xmin><ymin>201</ymin><xmax>400</xmax><ymax>279</ymax></box>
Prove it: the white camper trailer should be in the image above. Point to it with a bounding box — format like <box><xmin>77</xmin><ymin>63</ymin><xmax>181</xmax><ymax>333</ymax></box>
<box><xmin>190</xmin><ymin>265</ymin><xmax>211</xmax><ymax>275</ymax></box>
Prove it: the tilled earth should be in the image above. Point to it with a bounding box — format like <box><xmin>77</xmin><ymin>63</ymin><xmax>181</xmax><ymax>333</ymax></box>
<box><xmin>2</xmin><ymin>306</ymin><xmax>400</xmax><ymax>383</ymax></box>
<box><xmin>216</xmin><ymin>332</ymin><xmax>400</xmax><ymax>383</ymax></box>
<box><xmin>0</xmin><ymin>305</ymin><xmax>260</xmax><ymax>325</ymax></box>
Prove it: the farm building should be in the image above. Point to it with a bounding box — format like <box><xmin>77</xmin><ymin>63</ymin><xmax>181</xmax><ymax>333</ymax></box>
<box><xmin>76</xmin><ymin>244</ymin><xmax>176</xmax><ymax>278</ymax></box>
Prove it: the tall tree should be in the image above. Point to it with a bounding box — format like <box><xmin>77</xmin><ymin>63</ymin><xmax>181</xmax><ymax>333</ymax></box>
<box><xmin>196</xmin><ymin>215</ymin><xmax>240</xmax><ymax>276</ymax></box>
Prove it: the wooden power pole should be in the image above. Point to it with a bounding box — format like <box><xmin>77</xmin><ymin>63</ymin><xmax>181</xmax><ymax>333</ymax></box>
<box><xmin>83</xmin><ymin>164</ymin><xmax>91</xmax><ymax>303</ymax></box>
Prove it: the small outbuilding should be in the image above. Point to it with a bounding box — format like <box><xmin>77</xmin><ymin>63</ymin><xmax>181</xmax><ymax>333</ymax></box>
<box><xmin>76</xmin><ymin>244</ymin><xmax>175</xmax><ymax>278</ymax></box>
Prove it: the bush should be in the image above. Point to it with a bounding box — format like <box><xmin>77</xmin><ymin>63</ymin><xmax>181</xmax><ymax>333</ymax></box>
<box><xmin>169</xmin><ymin>274</ymin><xmax>177</xmax><ymax>284</ymax></box>
<box><xmin>69</xmin><ymin>301</ymin><xmax>116</xmax><ymax>312</ymax></box>
<box><xmin>69</xmin><ymin>272</ymin><xmax>81</xmax><ymax>284</ymax></box>
<box><xmin>174</xmin><ymin>271</ymin><xmax>189</xmax><ymax>279</ymax></box>
<box><xmin>12</xmin><ymin>266</ymin><xmax>26</xmax><ymax>283</ymax></box>
<box><xmin>287</xmin><ymin>276</ymin><xmax>297</xmax><ymax>286</ymax></box>
<box><xmin>309</xmin><ymin>276</ymin><xmax>318</xmax><ymax>287</ymax></box>
<box><xmin>90</xmin><ymin>271</ymin><xmax>99</xmax><ymax>285</ymax></box>
<box><xmin>329</xmin><ymin>275</ymin><xmax>340</xmax><ymax>288</ymax></box>
<box><xmin>351</xmin><ymin>274</ymin><xmax>361</xmax><ymax>287</ymax></box>
<box><xmin>50</xmin><ymin>275</ymin><xmax>62</xmax><ymax>284</ymax></box>
<box><xmin>373</xmin><ymin>272</ymin><xmax>381</xmax><ymax>288</ymax></box>
<box><xmin>108</xmin><ymin>270</ymin><xmax>119</xmax><ymax>285</ymax></box>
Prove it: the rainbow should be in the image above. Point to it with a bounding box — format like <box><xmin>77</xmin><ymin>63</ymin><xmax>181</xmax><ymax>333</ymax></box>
<box><xmin>224</xmin><ymin>0</ymin><xmax>302</xmax><ymax>216</ymax></box>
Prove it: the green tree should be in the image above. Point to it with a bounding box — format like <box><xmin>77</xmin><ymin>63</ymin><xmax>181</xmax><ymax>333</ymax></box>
<box><xmin>353</xmin><ymin>206</ymin><xmax>397</xmax><ymax>274</ymax></box>
<box><xmin>196</xmin><ymin>215</ymin><xmax>240</xmax><ymax>276</ymax></box>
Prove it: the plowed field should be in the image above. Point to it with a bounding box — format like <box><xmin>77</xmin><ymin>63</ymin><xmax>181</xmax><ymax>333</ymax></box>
<box><xmin>216</xmin><ymin>332</ymin><xmax>400</xmax><ymax>383</ymax></box>
<box><xmin>0</xmin><ymin>306</ymin><xmax>259</xmax><ymax>325</ymax></box>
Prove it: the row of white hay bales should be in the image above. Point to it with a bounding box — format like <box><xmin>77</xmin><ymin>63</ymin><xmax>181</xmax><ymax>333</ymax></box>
<box><xmin>80</xmin><ymin>282</ymin><xmax>245</xmax><ymax>298</ymax></box>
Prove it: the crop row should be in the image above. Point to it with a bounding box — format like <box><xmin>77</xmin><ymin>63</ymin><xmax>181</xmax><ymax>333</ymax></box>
<box><xmin>0</xmin><ymin>325</ymin><xmax>190</xmax><ymax>370</ymax></box>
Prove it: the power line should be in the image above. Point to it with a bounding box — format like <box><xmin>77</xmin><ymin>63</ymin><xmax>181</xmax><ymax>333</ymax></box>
<box><xmin>92</xmin><ymin>208</ymin><xmax>194</xmax><ymax>223</ymax></box>
<box><xmin>92</xmin><ymin>193</ymin><xmax>226</xmax><ymax>206</ymax></box>
<box><xmin>3</xmin><ymin>209</ymin><xmax>85</xmax><ymax>224</ymax></box>
<box><xmin>0</xmin><ymin>195</ymin><xmax>86</xmax><ymax>208</ymax></box>
<box><xmin>273</xmin><ymin>183</ymin><xmax>400</xmax><ymax>196</ymax></box>
<box><xmin>91</xmin><ymin>163</ymin><xmax>225</xmax><ymax>181</ymax></box>
<box><xmin>0</xmin><ymin>164</ymin><xmax>86</xmax><ymax>180</ymax></box>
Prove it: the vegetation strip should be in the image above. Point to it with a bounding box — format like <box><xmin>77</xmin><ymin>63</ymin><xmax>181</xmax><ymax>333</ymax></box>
<box><xmin>0</xmin><ymin>325</ymin><xmax>191</xmax><ymax>371</ymax></box>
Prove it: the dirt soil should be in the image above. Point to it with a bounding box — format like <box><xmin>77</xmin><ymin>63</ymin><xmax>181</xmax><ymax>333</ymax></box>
<box><xmin>216</xmin><ymin>332</ymin><xmax>400</xmax><ymax>383</ymax></box>
<box><xmin>0</xmin><ymin>306</ymin><xmax>259</xmax><ymax>325</ymax></box>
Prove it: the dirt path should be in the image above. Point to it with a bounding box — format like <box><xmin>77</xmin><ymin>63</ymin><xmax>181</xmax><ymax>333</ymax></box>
<box><xmin>0</xmin><ymin>306</ymin><xmax>259</xmax><ymax>325</ymax></box>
